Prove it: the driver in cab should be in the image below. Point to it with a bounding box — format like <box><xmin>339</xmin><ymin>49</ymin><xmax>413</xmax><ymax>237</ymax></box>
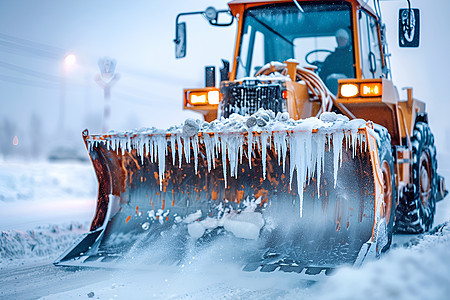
<box><xmin>320</xmin><ymin>29</ymin><xmax>354</xmax><ymax>93</ymax></box>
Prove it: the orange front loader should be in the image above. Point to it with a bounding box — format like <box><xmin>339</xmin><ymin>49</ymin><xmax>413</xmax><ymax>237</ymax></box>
<box><xmin>55</xmin><ymin>0</ymin><xmax>446</xmax><ymax>274</ymax></box>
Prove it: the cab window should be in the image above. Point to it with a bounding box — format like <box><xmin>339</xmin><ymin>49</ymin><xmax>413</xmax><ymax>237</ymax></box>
<box><xmin>359</xmin><ymin>11</ymin><xmax>383</xmax><ymax>78</ymax></box>
<box><xmin>236</xmin><ymin>2</ymin><xmax>355</xmax><ymax>93</ymax></box>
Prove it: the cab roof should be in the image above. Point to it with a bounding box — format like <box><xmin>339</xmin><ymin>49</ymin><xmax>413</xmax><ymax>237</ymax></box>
<box><xmin>228</xmin><ymin>0</ymin><xmax>377</xmax><ymax>18</ymax></box>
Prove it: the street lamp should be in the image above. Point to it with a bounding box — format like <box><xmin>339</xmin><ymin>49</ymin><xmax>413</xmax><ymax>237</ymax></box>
<box><xmin>63</xmin><ymin>54</ymin><xmax>76</xmax><ymax>68</ymax></box>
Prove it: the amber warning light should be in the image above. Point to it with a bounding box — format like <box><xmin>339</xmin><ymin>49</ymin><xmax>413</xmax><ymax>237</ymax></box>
<box><xmin>361</xmin><ymin>83</ymin><xmax>382</xmax><ymax>97</ymax></box>
<box><xmin>188</xmin><ymin>90</ymin><xmax>220</xmax><ymax>106</ymax></box>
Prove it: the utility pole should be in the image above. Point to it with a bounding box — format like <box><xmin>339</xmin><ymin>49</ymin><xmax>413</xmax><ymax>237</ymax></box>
<box><xmin>58</xmin><ymin>54</ymin><xmax>76</xmax><ymax>136</ymax></box>
<box><xmin>95</xmin><ymin>57</ymin><xmax>120</xmax><ymax>133</ymax></box>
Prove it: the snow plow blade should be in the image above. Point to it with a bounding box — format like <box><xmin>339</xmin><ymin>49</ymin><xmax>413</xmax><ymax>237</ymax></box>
<box><xmin>55</xmin><ymin>120</ymin><xmax>386</xmax><ymax>274</ymax></box>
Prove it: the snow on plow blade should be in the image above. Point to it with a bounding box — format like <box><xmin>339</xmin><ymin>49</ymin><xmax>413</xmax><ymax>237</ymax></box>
<box><xmin>55</xmin><ymin>117</ymin><xmax>386</xmax><ymax>274</ymax></box>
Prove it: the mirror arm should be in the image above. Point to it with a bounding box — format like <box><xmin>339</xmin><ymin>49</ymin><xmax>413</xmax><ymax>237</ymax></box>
<box><xmin>208</xmin><ymin>10</ymin><xmax>234</xmax><ymax>27</ymax></box>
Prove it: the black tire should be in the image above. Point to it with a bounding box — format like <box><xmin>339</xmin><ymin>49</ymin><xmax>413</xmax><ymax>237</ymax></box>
<box><xmin>374</xmin><ymin>125</ymin><xmax>397</xmax><ymax>252</ymax></box>
<box><xmin>394</xmin><ymin>122</ymin><xmax>438</xmax><ymax>233</ymax></box>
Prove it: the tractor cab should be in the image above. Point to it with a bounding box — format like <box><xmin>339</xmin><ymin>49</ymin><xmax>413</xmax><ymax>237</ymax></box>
<box><xmin>229</xmin><ymin>0</ymin><xmax>387</xmax><ymax>93</ymax></box>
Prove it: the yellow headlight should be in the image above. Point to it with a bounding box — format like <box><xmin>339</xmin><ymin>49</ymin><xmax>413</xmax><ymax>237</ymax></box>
<box><xmin>340</xmin><ymin>84</ymin><xmax>359</xmax><ymax>97</ymax></box>
<box><xmin>189</xmin><ymin>92</ymin><xmax>208</xmax><ymax>105</ymax></box>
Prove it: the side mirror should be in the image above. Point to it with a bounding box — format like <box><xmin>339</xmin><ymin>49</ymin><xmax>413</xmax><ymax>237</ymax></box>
<box><xmin>174</xmin><ymin>7</ymin><xmax>234</xmax><ymax>59</ymax></box>
<box><xmin>399</xmin><ymin>8</ymin><xmax>420</xmax><ymax>47</ymax></box>
<box><xmin>175</xmin><ymin>22</ymin><xmax>186</xmax><ymax>59</ymax></box>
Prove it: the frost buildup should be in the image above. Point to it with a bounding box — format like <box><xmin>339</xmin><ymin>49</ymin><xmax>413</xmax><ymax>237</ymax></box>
<box><xmin>86</xmin><ymin>110</ymin><xmax>368</xmax><ymax>217</ymax></box>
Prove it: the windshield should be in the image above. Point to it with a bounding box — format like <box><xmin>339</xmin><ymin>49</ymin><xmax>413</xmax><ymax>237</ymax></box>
<box><xmin>236</xmin><ymin>2</ymin><xmax>355</xmax><ymax>90</ymax></box>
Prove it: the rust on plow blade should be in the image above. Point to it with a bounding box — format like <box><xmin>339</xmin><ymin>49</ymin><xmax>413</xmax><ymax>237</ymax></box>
<box><xmin>55</xmin><ymin>126</ymin><xmax>385</xmax><ymax>273</ymax></box>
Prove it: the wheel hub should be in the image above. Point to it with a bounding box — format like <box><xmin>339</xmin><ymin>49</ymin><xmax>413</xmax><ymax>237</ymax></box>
<box><xmin>381</xmin><ymin>160</ymin><xmax>392</xmax><ymax>221</ymax></box>
<box><xmin>419</xmin><ymin>151</ymin><xmax>432</xmax><ymax>208</ymax></box>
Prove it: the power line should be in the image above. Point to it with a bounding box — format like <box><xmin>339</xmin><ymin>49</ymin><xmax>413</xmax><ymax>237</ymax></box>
<box><xmin>0</xmin><ymin>60</ymin><xmax>60</xmax><ymax>82</ymax></box>
<box><xmin>0</xmin><ymin>74</ymin><xmax>59</xmax><ymax>89</ymax></box>
<box><xmin>0</xmin><ymin>33</ymin><xmax>65</xmax><ymax>53</ymax></box>
<box><xmin>0</xmin><ymin>32</ymin><xmax>65</xmax><ymax>60</ymax></box>
<box><xmin>0</xmin><ymin>40</ymin><xmax>62</xmax><ymax>60</ymax></box>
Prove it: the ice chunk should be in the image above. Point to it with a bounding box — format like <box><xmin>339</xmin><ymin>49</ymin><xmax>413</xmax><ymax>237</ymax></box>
<box><xmin>223</xmin><ymin>211</ymin><xmax>264</xmax><ymax>240</ymax></box>
<box><xmin>183</xmin><ymin>210</ymin><xmax>202</xmax><ymax>224</ymax></box>
<box><xmin>183</xmin><ymin>118</ymin><xmax>200</xmax><ymax>136</ymax></box>
<box><xmin>320</xmin><ymin>112</ymin><xmax>349</xmax><ymax>123</ymax></box>
<box><xmin>187</xmin><ymin>222</ymin><xmax>205</xmax><ymax>239</ymax></box>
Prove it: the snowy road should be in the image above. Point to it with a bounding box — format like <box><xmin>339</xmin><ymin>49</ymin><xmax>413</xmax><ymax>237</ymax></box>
<box><xmin>0</xmin><ymin>262</ymin><xmax>113</xmax><ymax>300</ymax></box>
<box><xmin>1</xmin><ymin>220</ymin><xmax>449</xmax><ymax>300</ymax></box>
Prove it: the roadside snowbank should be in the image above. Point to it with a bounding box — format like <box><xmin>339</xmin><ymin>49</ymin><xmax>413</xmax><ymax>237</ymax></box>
<box><xmin>0</xmin><ymin>222</ymin><xmax>88</xmax><ymax>268</ymax></box>
<box><xmin>0</xmin><ymin>160</ymin><xmax>95</xmax><ymax>266</ymax></box>
<box><xmin>0</xmin><ymin>161</ymin><xmax>96</xmax><ymax>203</ymax></box>
<box><xmin>0</xmin><ymin>161</ymin><xmax>97</xmax><ymax>231</ymax></box>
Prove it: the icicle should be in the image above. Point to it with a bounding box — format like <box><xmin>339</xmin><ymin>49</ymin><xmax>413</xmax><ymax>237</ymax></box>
<box><xmin>289</xmin><ymin>133</ymin><xmax>296</xmax><ymax>192</ymax></box>
<box><xmin>239</xmin><ymin>138</ymin><xmax>244</xmax><ymax>165</ymax></box>
<box><xmin>192</xmin><ymin>134</ymin><xmax>199</xmax><ymax>174</ymax></box>
<box><xmin>170</xmin><ymin>134</ymin><xmax>176</xmax><ymax>165</ymax></box>
<box><xmin>156</xmin><ymin>135</ymin><xmax>167</xmax><ymax>190</ymax></box>
<box><xmin>220</xmin><ymin>133</ymin><xmax>228</xmax><ymax>187</ymax></box>
<box><xmin>153</xmin><ymin>137</ymin><xmax>159</xmax><ymax>163</ymax></box>
<box><xmin>227</xmin><ymin>134</ymin><xmax>244</xmax><ymax>179</ymax></box>
<box><xmin>214</xmin><ymin>133</ymin><xmax>220</xmax><ymax>157</ymax></box>
<box><xmin>203</xmin><ymin>134</ymin><xmax>215</xmax><ymax>172</ymax></box>
<box><xmin>139</xmin><ymin>135</ymin><xmax>145</xmax><ymax>165</ymax></box>
<box><xmin>332</xmin><ymin>130</ymin><xmax>345</xmax><ymax>187</ymax></box>
<box><xmin>111</xmin><ymin>137</ymin><xmax>116</xmax><ymax>152</ymax></box>
<box><xmin>247</xmin><ymin>130</ymin><xmax>253</xmax><ymax>169</ymax></box>
<box><xmin>273</xmin><ymin>131</ymin><xmax>287</xmax><ymax>169</ymax></box>
<box><xmin>351</xmin><ymin>129</ymin><xmax>358</xmax><ymax>158</ymax></box>
<box><xmin>127</xmin><ymin>136</ymin><xmax>132</xmax><ymax>153</ymax></box>
<box><xmin>260</xmin><ymin>131</ymin><xmax>270</xmax><ymax>179</ymax></box>
<box><xmin>315</xmin><ymin>133</ymin><xmax>326</xmax><ymax>197</ymax></box>
<box><xmin>289</xmin><ymin>131</ymin><xmax>310</xmax><ymax>217</ymax></box>
<box><xmin>309</xmin><ymin>135</ymin><xmax>317</xmax><ymax>185</ymax></box>
<box><xmin>144</xmin><ymin>137</ymin><xmax>149</xmax><ymax>158</ymax></box>
<box><xmin>120</xmin><ymin>138</ymin><xmax>126</xmax><ymax>155</ymax></box>
<box><xmin>177</xmin><ymin>134</ymin><xmax>183</xmax><ymax>168</ymax></box>
<box><xmin>149</xmin><ymin>138</ymin><xmax>153</xmax><ymax>162</ymax></box>
<box><xmin>344</xmin><ymin>131</ymin><xmax>349</xmax><ymax>151</ymax></box>
<box><xmin>304</xmin><ymin>131</ymin><xmax>312</xmax><ymax>184</ymax></box>
<box><xmin>364</xmin><ymin>134</ymin><xmax>367</xmax><ymax>152</ymax></box>
<box><xmin>182</xmin><ymin>136</ymin><xmax>191</xmax><ymax>164</ymax></box>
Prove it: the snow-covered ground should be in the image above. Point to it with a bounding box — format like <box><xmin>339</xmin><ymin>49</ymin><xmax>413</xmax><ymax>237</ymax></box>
<box><xmin>38</xmin><ymin>221</ymin><xmax>450</xmax><ymax>300</ymax></box>
<box><xmin>0</xmin><ymin>160</ymin><xmax>96</xmax><ymax>268</ymax></box>
<box><xmin>0</xmin><ymin>161</ymin><xmax>96</xmax><ymax>231</ymax></box>
<box><xmin>0</xmin><ymin>160</ymin><xmax>449</xmax><ymax>300</ymax></box>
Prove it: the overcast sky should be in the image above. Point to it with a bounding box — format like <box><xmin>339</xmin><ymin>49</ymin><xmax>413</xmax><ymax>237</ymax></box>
<box><xmin>0</xmin><ymin>0</ymin><xmax>449</xmax><ymax>167</ymax></box>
